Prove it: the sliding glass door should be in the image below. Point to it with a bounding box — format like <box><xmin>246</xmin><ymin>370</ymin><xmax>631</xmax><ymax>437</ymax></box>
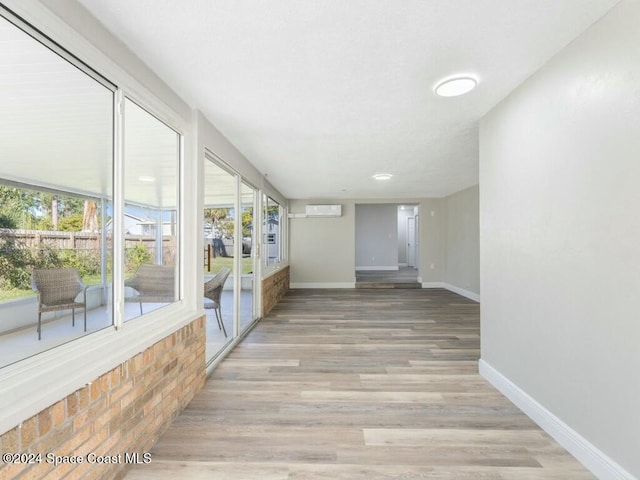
<box><xmin>239</xmin><ymin>182</ymin><xmax>258</xmax><ymax>333</ymax></box>
<box><xmin>203</xmin><ymin>159</ymin><xmax>236</xmax><ymax>362</ymax></box>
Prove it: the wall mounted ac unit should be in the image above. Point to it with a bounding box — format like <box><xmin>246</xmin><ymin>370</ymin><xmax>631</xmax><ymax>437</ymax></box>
<box><xmin>305</xmin><ymin>204</ymin><xmax>342</xmax><ymax>217</ymax></box>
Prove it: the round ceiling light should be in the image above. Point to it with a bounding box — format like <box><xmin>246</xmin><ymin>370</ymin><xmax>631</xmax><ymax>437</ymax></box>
<box><xmin>434</xmin><ymin>76</ymin><xmax>477</xmax><ymax>97</ymax></box>
<box><xmin>373</xmin><ymin>173</ymin><xmax>393</xmax><ymax>181</ymax></box>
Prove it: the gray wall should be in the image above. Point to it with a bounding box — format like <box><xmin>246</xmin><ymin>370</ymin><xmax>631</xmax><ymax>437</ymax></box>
<box><xmin>289</xmin><ymin>199</ymin><xmax>356</xmax><ymax>287</ymax></box>
<box><xmin>444</xmin><ymin>185</ymin><xmax>480</xmax><ymax>295</ymax></box>
<box><xmin>480</xmin><ymin>1</ymin><xmax>640</xmax><ymax>476</ymax></box>
<box><xmin>289</xmin><ymin>198</ymin><xmax>446</xmax><ymax>287</ymax></box>
<box><xmin>355</xmin><ymin>204</ymin><xmax>398</xmax><ymax>269</ymax></box>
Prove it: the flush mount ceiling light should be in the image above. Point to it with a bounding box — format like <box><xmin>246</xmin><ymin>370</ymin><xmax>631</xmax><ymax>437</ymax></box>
<box><xmin>373</xmin><ymin>173</ymin><xmax>393</xmax><ymax>180</ymax></box>
<box><xmin>434</xmin><ymin>76</ymin><xmax>478</xmax><ymax>97</ymax></box>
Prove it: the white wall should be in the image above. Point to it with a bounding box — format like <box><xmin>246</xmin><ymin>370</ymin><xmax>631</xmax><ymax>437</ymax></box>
<box><xmin>355</xmin><ymin>204</ymin><xmax>398</xmax><ymax>269</ymax></box>
<box><xmin>480</xmin><ymin>1</ymin><xmax>640</xmax><ymax>477</ymax></box>
<box><xmin>444</xmin><ymin>185</ymin><xmax>479</xmax><ymax>297</ymax></box>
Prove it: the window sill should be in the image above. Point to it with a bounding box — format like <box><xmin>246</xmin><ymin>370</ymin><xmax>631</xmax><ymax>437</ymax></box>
<box><xmin>0</xmin><ymin>300</ymin><xmax>201</xmax><ymax>436</ymax></box>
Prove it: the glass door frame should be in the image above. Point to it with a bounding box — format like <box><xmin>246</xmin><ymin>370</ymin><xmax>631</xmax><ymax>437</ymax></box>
<box><xmin>203</xmin><ymin>151</ymin><xmax>262</xmax><ymax>365</ymax></box>
<box><xmin>239</xmin><ymin>179</ymin><xmax>261</xmax><ymax>334</ymax></box>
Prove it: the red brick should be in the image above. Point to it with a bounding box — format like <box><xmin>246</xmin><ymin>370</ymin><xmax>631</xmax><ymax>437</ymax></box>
<box><xmin>100</xmin><ymin>372</ymin><xmax>111</xmax><ymax>393</ymax></box>
<box><xmin>66</xmin><ymin>391</ymin><xmax>80</xmax><ymax>417</ymax></box>
<box><xmin>37</xmin><ymin>408</ymin><xmax>52</xmax><ymax>437</ymax></box>
<box><xmin>90</xmin><ymin>380</ymin><xmax>102</xmax><ymax>401</ymax></box>
<box><xmin>143</xmin><ymin>347</ymin><xmax>154</xmax><ymax>365</ymax></box>
<box><xmin>110</xmin><ymin>366</ymin><xmax>121</xmax><ymax>388</ymax></box>
<box><xmin>56</xmin><ymin>423</ymin><xmax>91</xmax><ymax>453</ymax></box>
<box><xmin>1</xmin><ymin>426</ymin><xmax>19</xmax><ymax>452</ymax></box>
<box><xmin>51</xmin><ymin>400</ymin><xmax>65</xmax><ymax>427</ymax></box>
<box><xmin>20</xmin><ymin>416</ymin><xmax>37</xmax><ymax>447</ymax></box>
<box><xmin>4</xmin><ymin>317</ymin><xmax>205</xmax><ymax>480</ymax></box>
<box><xmin>13</xmin><ymin>459</ymin><xmax>52</xmax><ymax>480</ymax></box>
<box><xmin>35</xmin><ymin>422</ymin><xmax>74</xmax><ymax>454</ymax></box>
<box><xmin>77</xmin><ymin>386</ymin><xmax>90</xmax><ymax>410</ymax></box>
<box><xmin>0</xmin><ymin>462</ymin><xmax>26</xmax><ymax>480</ymax></box>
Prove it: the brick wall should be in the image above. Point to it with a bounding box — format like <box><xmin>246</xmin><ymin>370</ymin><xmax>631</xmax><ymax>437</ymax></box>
<box><xmin>261</xmin><ymin>266</ymin><xmax>289</xmax><ymax>317</ymax></box>
<box><xmin>0</xmin><ymin>316</ymin><xmax>206</xmax><ymax>480</ymax></box>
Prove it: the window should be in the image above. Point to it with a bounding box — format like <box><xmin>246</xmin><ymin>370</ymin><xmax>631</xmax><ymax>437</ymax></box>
<box><xmin>122</xmin><ymin>98</ymin><xmax>180</xmax><ymax>321</ymax></box>
<box><xmin>0</xmin><ymin>13</ymin><xmax>114</xmax><ymax>366</ymax></box>
<box><xmin>0</xmin><ymin>11</ymin><xmax>182</xmax><ymax>366</ymax></box>
<box><xmin>263</xmin><ymin>196</ymin><xmax>282</xmax><ymax>266</ymax></box>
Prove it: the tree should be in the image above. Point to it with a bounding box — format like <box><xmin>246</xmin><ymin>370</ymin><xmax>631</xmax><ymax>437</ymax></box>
<box><xmin>33</xmin><ymin>192</ymin><xmax>84</xmax><ymax>231</ymax></box>
<box><xmin>241</xmin><ymin>209</ymin><xmax>253</xmax><ymax>237</ymax></box>
<box><xmin>82</xmin><ymin>200</ymin><xmax>99</xmax><ymax>232</ymax></box>
<box><xmin>204</xmin><ymin>208</ymin><xmax>233</xmax><ymax>237</ymax></box>
<box><xmin>0</xmin><ymin>185</ymin><xmax>38</xmax><ymax>229</ymax></box>
<box><xmin>51</xmin><ymin>194</ymin><xmax>58</xmax><ymax>230</ymax></box>
<box><xmin>58</xmin><ymin>215</ymin><xmax>83</xmax><ymax>232</ymax></box>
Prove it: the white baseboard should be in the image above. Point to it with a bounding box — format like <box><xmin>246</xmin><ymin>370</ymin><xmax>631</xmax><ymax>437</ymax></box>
<box><xmin>479</xmin><ymin>360</ymin><xmax>635</xmax><ymax>480</ymax></box>
<box><xmin>355</xmin><ymin>266</ymin><xmax>399</xmax><ymax>271</ymax></box>
<box><xmin>422</xmin><ymin>282</ymin><xmax>480</xmax><ymax>302</ymax></box>
<box><xmin>290</xmin><ymin>282</ymin><xmax>355</xmax><ymax>289</ymax></box>
<box><xmin>443</xmin><ymin>283</ymin><xmax>480</xmax><ymax>302</ymax></box>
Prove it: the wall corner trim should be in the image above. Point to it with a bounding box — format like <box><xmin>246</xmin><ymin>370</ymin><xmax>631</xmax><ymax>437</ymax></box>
<box><xmin>479</xmin><ymin>359</ymin><xmax>635</xmax><ymax>480</ymax></box>
<box><xmin>422</xmin><ymin>282</ymin><xmax>480</xmax><ymax>302</ymax></box>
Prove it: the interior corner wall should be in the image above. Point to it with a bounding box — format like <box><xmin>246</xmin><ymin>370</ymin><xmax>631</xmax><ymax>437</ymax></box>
<box><xmin>355</xmin><ymin>204</ymin><xmax>398</xmax><ymax>269</ymax></box>
<box><xmin>418</xmin><ymin>198</ymin><xmax>445</xmax><ymax>284</ymax></box>
<box><xmin>444</xmin><ymin>185</ymin><xmax>479</xmax><ymax>296</ymax></box>
<box><xmin>479</xmin><ymin>1</ymin><xmax>640</xmax><ymax>477</ymax></box>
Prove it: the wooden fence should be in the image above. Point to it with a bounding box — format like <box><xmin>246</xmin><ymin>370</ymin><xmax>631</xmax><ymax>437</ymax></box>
<box><xmin>0</xmin><ymin>229</ymin><xmax>176</xmax><ymax>264</ymax></box>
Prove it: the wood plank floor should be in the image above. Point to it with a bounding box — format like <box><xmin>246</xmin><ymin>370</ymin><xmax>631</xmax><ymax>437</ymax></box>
<box><xmin>124</xmin><ymin>288</ymin><xmax>594</xmax><ymax>480</ymax></box>
<box><xmin>355</xmin><ymin>267</ymin><xmax>421</xmax><ymax>288</ymax></box>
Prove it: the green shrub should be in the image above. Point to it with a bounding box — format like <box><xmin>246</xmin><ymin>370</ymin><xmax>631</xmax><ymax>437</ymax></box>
<box><xmin>0</xmin><ymin>238</ymin><xmax>33</xmax><ymax>289</ymax></box>
<box><xmin>126</xmin><ymin>243</ymin><xmax>152</xmax><ymax>274</ymax></box>
<box><xmin>59</xmin><ymin>249</ymin><xmax>101</xmax><ymax>277</ymax></box>
<box><xmin>0</xmin><ymin>235</ymin><xmax>62</xmax><ymax>290</ymax></box>
<box><xmin>58</xmin><ymin>215</ymin><xmax>84</xmax><ymax>232</ymax></box>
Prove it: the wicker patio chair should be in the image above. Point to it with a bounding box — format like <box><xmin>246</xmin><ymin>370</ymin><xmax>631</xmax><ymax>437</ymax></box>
<box><xmin>203</xmin><ymin>267</ymin><xmax>231</xmax><ymax>337</ymax></box>
<box><xmin>31</xmin><ymin>268</ymin><xmax>88</xmax><ymax>340</ymax></box>
<box><xmin>125</xmin><ymin>263</ymin><xmax>176</xmax><ymax>314</ymax></box>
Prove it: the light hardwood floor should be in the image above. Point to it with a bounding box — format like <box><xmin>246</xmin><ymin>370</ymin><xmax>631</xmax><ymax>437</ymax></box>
<box><xmin>124</xmin><ymin>288</ymin><xmax>594</xmax><ymax>480</ymax></box>
<box><xmin>355</xmin><ymin>267</ymin><xmax>420</xmax><ymax>288</ymax></box>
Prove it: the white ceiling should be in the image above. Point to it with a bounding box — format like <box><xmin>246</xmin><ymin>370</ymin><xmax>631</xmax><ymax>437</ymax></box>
<box><xmin>76</xmin><ymin>0</ymin><xmax>620</xmax><ymax>200</ymax></box>
<box><xmin>0</xmin><ymin>17</ymin><xmax>180</xmax><ymax>208</ymax></box>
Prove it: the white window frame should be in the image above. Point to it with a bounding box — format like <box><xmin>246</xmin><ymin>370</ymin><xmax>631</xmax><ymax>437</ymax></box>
<box><xmin>262</xmin><ymin>195</ymin><xmax>288</xmax><ymax>277</ymax></box>
<box><xmin>0</xmin><ymin>1</ymin><xmax>198</xmax><ymax>437</ymax></box>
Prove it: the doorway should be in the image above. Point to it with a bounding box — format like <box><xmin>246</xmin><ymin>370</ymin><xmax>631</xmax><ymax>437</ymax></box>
<box><xmin>354</xmin><ymin>203</ymin><xmax>420</xmax><ymax>288</ymax></box>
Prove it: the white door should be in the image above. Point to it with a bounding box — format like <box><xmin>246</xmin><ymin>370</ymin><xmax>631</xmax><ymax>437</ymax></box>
<box><xmin>407</xmin><ymin>216</ymin><xmax>416</xmax><ymax>268</ymax></box>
